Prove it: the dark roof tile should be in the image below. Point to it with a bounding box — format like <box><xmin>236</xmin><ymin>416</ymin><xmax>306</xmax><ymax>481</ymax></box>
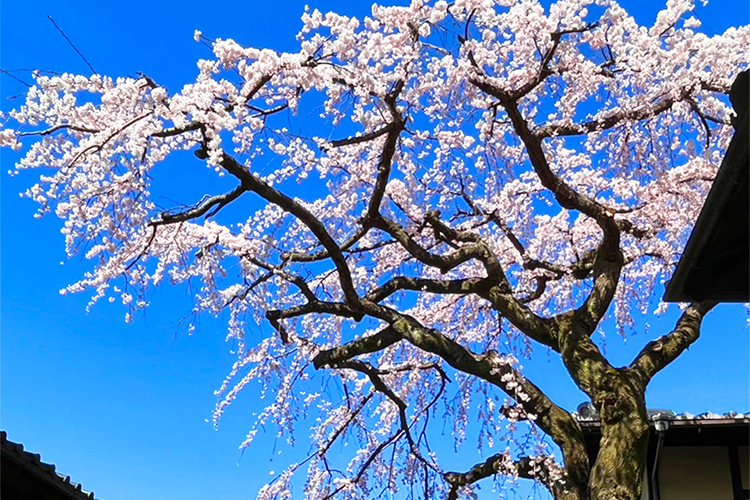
<box><xmin>1</xmin><ymin>431</ymin><xmax>97</xmax><ymax>500</ymax></box>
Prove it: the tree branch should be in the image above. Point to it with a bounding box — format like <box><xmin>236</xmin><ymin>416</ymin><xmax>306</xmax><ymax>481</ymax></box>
<box><xmin>325</xmin><ymin>121</ymin><xmax>401</xmax><ymax>149</ymax></box>
<box><xmin>150</xmin><ymin>184</ymin><xmax>246</xmax><ymax>226</ymax></box>
<box><xmin>217</xmin><ymin>151</ymin><xmax>361</xmax><ymax>306</ymax></box>
<box><xmin>364</xmin><ymin>117</ymin><xmax>404</xmax><ymax>223</ymax></box>
<box><xmin>371</xmin><ymin>212</ymin><xmax>564</xmax><ymax>348</ymax></box>
<box><xmin>266</xmin><ymin>300</ymin><xmax>360</xmax><ymax>322</ymax></box>
<box><xmin>282</xmin><ymin>226</ymin><xmax>369</xmax><ymax>262</ymax></box>
<box><xmin>313</xmin><ymin>326</ymin><xmax>402</xmax><ymax>369</ymax></box>
<box><xmin>445</xmin><ymin>454</ymin><xmax>563</xmax><ymax>499</ymax></box>
<box><xmin>151</xmin><ymin>121</ymin><xmax>204</xmax><ymax>138</ymax></box>
<box><xmin>387</xmin><ymin>316</ymin><xmax>588</xmax><ymax>491</ymax></box>
<box><xmin>319</xmin><ymin>431</ymin><xmax>402</xmax><ymax>500</ymax></box>
<box><xmin>573</xmin><ymin>247</ymin><xmax>624</xmax><ymax>335</ymax></box>
<box><xmin>511</xmin><ymin>22</ymin><xmax>600</xmax><ymax>101</ymax></box>
<box><xmin>536</xmin><ymin>96</ymin><xmax>677</xmax><ymax>139</ymax></box>
<box><xmin>372</xmin><ymin>213</ymin><xmax>503</xmax><ymax>280</ymax></box>
<box><xmin>365</xmin><ymin>276</ymin><xmax>487</xmax><ymax>304</ymax></box>
<box><xmin>471</xmin><ymin>79</ymin><xmax>625</xmax><ymax>337</ymax></box>
<box><xmin>18</xmin><ymin>123</ymin><xmax>100</xmax><ymax>137</ymax></box>
<box><xmin>330</xmin><ymin>359</ymin><xmax>439</xmax><ymax>472</ymax></box>
<box><xmin>67</xmin><ymin>111</ymin><xmax>153</xmax><ymax>169</ymax></box>
<box><xmin>241</xmin><ymin>254</ymin><xmax>317</xmax><ymax>303</ymax></box>
<box><xmin>629</xmin><ymin>300</ymin><xmax>717</xmax><ymax>387</ymax></box>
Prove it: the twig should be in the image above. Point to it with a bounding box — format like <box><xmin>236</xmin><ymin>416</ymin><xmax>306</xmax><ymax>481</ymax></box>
<box><xmin>47</xmin><ymin>15</ymin><xmax>98</xmax><ymax>74</ymax></box>
<box><xmin>0</xmin><ymin>69</ymin><xmax>31</xmax><ymax>87</ymax></box>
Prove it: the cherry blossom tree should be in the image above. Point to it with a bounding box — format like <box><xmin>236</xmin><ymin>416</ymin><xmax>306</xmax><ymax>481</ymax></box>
<box><xmin>2</xmin><ymin>0</ymin><xmax>747</xmax><ymax>498</ymax></box>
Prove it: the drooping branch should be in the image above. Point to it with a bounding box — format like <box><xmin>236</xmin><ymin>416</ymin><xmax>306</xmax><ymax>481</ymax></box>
<box><xmin>329</xmin><ymin>359</ymin><xmax>440</xmax><ymax>471</ymax></box>
<box><xmin>386</xmin><ymin>315</ymin><xmax>589</xmax><ymax>493</ymax></box>
<box><xmin>277</xmin><ymin>289</ymin><xmax>582</xmax><ymax>481</ymax></box>
<box><xmin>317</xmin><ymin>391</ymin><xmax>373</xmax><ymax>458</ymax></box>
<box><xmin>333</xmin><ymin>359</ymin><xmax>406</xmax><ymax>410</ymax></box>
<box><xmin>319</xmin><ymin>431</ymin><xmax>402</xmax><ymax>500</ymax></box>
<box><xmin>313</xmin><ymin>329</ymin><xmax>451</xmax><ymax>482</ymax></box>
<box><xmin>67</xmin><ymin>111</ymin><xmax>154</xmax><ymax>168</ymax></box>
<box><xmin>217</xmin><ymin>151</ymin><xmax>361</xmax><ymax>306</ymax></box>
<box><xmin>685</xmin><ymin>95</ymin><xmax>720</xmax><ymax>147</ymax></box>
<box><xmin>241</xmin><ymin>254</ymin><xmax>317</xmax><ymax>303</ymax></box>
<box><xmin>124</xmin><ymin>225</ymin><xmax>157</xmax><ymax>271</ymax></box>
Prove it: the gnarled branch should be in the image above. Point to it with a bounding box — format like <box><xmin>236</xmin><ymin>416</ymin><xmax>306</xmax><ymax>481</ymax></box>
<box><xmin>629</xmin><ymin>300</ymin><xmax>717</xmax><ymax>387</ymax></box>
<box><xmin>313</xmin><ymin>326</ymin><xmax>401</xmax><ymax>369</ymax></box>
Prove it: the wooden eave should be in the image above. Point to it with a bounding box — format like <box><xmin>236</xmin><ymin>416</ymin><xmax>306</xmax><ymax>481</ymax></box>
<box><xmin>663</xmin><ymin>70</ymin><xmax>749</xmax><ymax>303</ymax></box>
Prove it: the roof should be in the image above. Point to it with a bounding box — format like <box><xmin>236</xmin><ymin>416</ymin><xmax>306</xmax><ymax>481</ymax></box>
<box><xmin>1</xmin><ymin>431</ymin><xmax>97</xmax><ymax>500</ymax></box>
<box><xmin>573</xmin><ymin>406</ymin><xmax>750</xmax><ymax>450</ymax></box>
<box><xmin>573</xmin><ymin>406</ymin><xmax>750</xmax><ymax>425</ymax></box>
<box><xmin>663</xmin><ymin>70</ymin><xmax>750</xmax><ymax>302</ymax></box>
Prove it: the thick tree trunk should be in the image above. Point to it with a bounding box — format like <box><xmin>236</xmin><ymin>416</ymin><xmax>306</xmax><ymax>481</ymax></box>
<box><xmin>588</xmin><ymin>375</ymin><xmax>650</xmax><ymax>500</ymax></box>
<box><xmin>555</xmin><ymin>312</ymin><xmax>651</xmax><ymax>500</ymax></box>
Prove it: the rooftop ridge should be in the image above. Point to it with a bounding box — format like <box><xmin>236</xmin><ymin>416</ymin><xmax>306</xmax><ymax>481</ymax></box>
<box><xmin>1</xmin><ymin>430</ymin><xmax>97</xmax><ymax>500</ymax></box>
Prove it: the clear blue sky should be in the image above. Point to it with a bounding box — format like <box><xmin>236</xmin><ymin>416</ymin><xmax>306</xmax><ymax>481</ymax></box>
<box><xmin>1</xmin><ymin>1</ymin><xmax>748</xmax><ymax>499</ymax></box>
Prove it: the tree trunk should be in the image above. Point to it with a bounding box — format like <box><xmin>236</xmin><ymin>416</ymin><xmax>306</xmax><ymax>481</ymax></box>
<box><xmin>588</xmin><ymin>375</ymin><xmax>650</xmax><ymax>500</ymax></box>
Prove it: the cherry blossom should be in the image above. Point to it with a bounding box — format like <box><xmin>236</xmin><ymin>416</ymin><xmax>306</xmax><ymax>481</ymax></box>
<box><xmin>2</xmin><ymin>0</ymin><xmax>747</xmax><ymax>498</ymax></box>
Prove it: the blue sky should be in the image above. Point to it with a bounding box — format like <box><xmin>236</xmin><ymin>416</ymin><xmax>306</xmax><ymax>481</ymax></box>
<box><xmin>1</xmin><ymin>1</ymin><xmax>748</xmax><ymax>499</ymax></box>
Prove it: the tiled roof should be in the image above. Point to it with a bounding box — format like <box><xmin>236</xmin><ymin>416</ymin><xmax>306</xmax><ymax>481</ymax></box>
<box><xmin>572</xmin><ymin>403</ymin><xmax>750</xmax><ymax>424</ymax></box>
<box><xmin>1</xmin><ymin>431</ymin><xmax>97</xmax><ymax>500</ymax></box>
<box><xmin>671</xmin><ymin>411</ymin><xmax>750</xmax><ymax>421</ymax></box>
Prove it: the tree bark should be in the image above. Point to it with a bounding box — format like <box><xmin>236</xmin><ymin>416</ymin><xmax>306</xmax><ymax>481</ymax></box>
<box><xmin>588</xmin><ymin>373</ymin><xmax>650</xmax><ymax>500</ymax></box>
